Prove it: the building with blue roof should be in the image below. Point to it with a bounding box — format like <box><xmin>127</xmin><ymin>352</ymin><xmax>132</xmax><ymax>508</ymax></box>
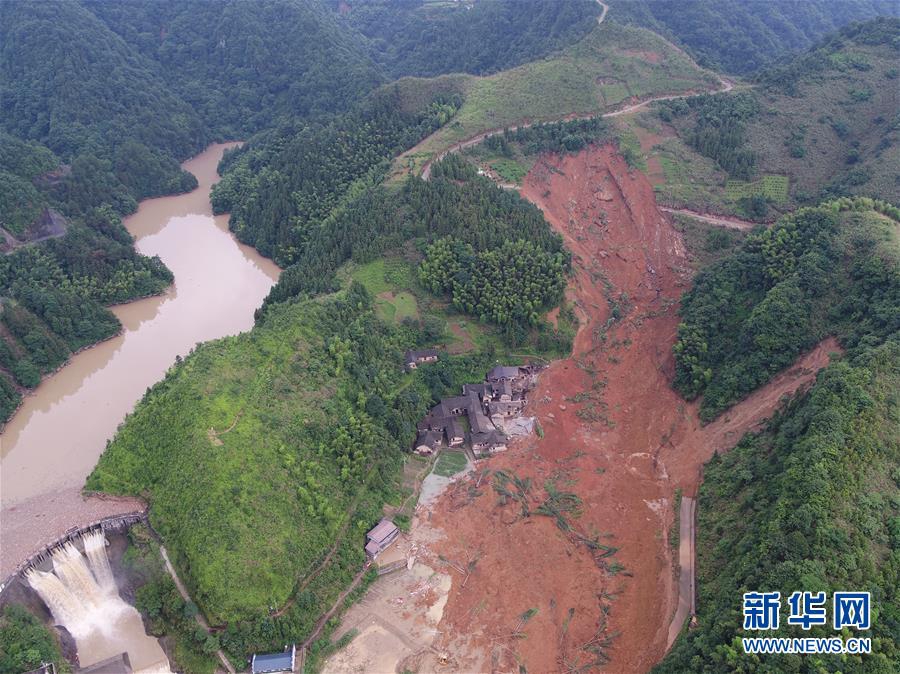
<box><xmin>251</xmin><ymin>645</ymin><xmax>295</xmax><ymax>674</ymax></box>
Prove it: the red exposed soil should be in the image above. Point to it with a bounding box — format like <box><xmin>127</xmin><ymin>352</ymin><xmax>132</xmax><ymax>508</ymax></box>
<box><xmin>428</xmin><ymin>145</ymin><xmax>838</xmax><ymax>673</ymax></box>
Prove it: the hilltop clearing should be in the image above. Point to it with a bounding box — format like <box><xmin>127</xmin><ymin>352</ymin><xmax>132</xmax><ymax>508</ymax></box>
<box><xmin>389</xmin><ymin>19</ymin><xmax>720</xmax><ymax>180</ymax></box>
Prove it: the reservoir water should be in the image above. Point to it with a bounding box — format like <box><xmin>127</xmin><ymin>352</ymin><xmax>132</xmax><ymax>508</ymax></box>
<box><xmin>1</xmin><ymin>142</ymin><xmax>279</xmax><ymax>507</ymax></box>
<box><xmin>0</xmin><ymin>144</ymin><xmax>279</xmax><ymax>664</ymax></box>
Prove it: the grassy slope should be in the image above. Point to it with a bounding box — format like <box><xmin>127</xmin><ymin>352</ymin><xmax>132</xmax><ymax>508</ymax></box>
<box><xmin>390</xmin><ymin>21</ymin><xmax>719</xmax><ymax>180</ymax></box>
<box><xmin>747</xmin><ymin>38</ymin><xmax>899</xmax><ymax>203</ymax></box>
<box><xmin>642</xmin><ymin>24</ymin><xmax>900</xmax><ymax>216</ymax></box>
<box><xmin>85</xmin><ymin>292</ymin><xmax>410</xmax><ymax>624</ymax></box>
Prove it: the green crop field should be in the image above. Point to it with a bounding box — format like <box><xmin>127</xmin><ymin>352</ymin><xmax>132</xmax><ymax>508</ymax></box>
<box><xmin>390</xmin><ymin>21</ymin><xmax>719</xmax><ymax>180</ymax></box>
<box><xmin>489</xmin><ymin>158</ymin><xmax>530</xmax><ymax>183</ymax></box>
<box><xmin>433</xmin><ymin>450</ymin><xmax>469</xmax><ymax>477</ymax></box>
<box><xmin>724</xmin><ymin>174</ymin><xmax>790</xmax><ymax>203</ymax></box>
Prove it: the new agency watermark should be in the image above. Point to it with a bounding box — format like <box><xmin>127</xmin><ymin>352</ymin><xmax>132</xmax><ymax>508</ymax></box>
<box><xmin>741</xmin><ymin>591</ymin><xmax>872</xmax><ymax>655</ymax></box>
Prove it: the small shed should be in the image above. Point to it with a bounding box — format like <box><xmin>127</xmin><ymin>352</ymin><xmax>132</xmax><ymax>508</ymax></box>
<box><xmin>404</xmin><ymin>348</ymin><xmax>440</xmax><ymax>370</ymax></box>
<box><xmin>251</xmin><ymin>645</ymin><xmax>296</xmax><ymax>674</ymax></box>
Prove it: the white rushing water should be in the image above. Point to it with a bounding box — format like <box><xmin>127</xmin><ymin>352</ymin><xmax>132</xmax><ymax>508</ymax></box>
<box><xmin>25</xmin><ymin>531</ymin><xmax>173</xmax><ymax>673</ymax></box>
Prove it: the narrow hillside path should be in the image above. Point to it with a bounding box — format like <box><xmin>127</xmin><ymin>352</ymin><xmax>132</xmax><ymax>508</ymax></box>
<box><xmin>659</xmin><ymin>206</ymin><xmax>761</xmax><ymax>231</ymax></box>
<box><xmin>419</xmin><ymin>0</ymin><xmax>733</xmax><ymax>181</ymax></box>
<box><xmin>597</xmin><ymin>0</ymin><xmax>609</xmax><ymax>25</ymax></box>
<box><xmin>419</xmin><ymin>73</ymin><xmax>732</xmax><ymax>181</ymax></box>
<box><xmin>301</xmin><ymin>562</ymin><xmax>372</xmax><ymax>651</ymax></box>
<box><xmin>159</xmin><ymin>545</ymin><xmax>235</xmax><ymax>674</ymax></box>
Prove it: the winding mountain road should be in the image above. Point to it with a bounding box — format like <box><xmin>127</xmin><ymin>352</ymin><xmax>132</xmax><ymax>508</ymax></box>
<box><xmin>420</xmin><ymin>0</ymin><xmax>733</xmax><ymax>181</ymax></box>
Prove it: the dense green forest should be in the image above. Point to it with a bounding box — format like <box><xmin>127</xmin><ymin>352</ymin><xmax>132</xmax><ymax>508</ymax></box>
<box><xmin>674</xmin><ymin>197</ymin><xmax>899</xmax><ymax>421</ymax></box>
<box><xmin>84</xmin><ymin>0</ymin><xmax>381</xmax><ymax>137</ymax></box>
<box><xmin>419</xmin><ymin>236</ymin><xmax>567</xmax><ymax>335</ymax></box>
<box><xmin>612</xmin><ymin>0</ymin><xmax>899</xmax><ymax>75</ymax></box>
<box><xmin>659</xmin><ymin>201</ymin><xmax>899</xmax><ymax>673</ymax></box>
<box><xmin>256</xmin><ymin>153</ymin><xmax>570</xmax><ymax>346</ymax></box>
<box><xmin>0</xmin><ymin>604</ymin><xmax>68</xmax><ymax>674</ymax></box>
<box><xmin>211</xmin><ymin>88</ymin><xmax>460</xmax><ymax>265</ymax></box>
<box><xmin>338</xmin><ymin>0</ymin><xmax>600</xmax><ymax>79</ymax></box>
<box><xmin>0</xmin><ymin>0</ymin><xmax>203</xmax><ymax>208</ymax></box>
<box><xmin>0</xmin><ymin>206</ymin><xmax>173</xmax><ymax>424</ymax></box>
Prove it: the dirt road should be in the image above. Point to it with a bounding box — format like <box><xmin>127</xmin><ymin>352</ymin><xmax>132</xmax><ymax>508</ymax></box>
<box><xmin>660</xmin><ymin>206</ymin><xmax>760</xmax><ymax>231</ymax></box>
<box><xmin>667</xmin><ymin>496</ymin><xmax>696</xmax><ymax>649</ymax></box>
<box><xmin>419</xmin><ymin>72</ymin><xmax>732</xmax><ymax>181</ymax></box>
<box><xmin>427</xmin><ymin>145</ymin><xmax>836</xmax><ymax>672</ymax></box>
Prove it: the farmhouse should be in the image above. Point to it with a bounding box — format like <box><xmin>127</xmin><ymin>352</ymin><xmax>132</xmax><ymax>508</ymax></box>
<box><xmin>411</xmin><ymin>363</ymin><xmax>539</xmax><ymax>457</ymax></box>
<box><xmin>415</xmin><ymin>429</ymin><xmax>442</xmax><ymax>455</ymax></box>
<box><xmin>488</xmin><ymin>399</ymin><xmax>525</xmax><ymax>417</ymax></box>
<box><xmin>404</xmin><ymin>348</ymin><xmax>440</xmax><ymax>370</ymax></box>
<box><xmin>487</xmin><ymin>365</ymin><xmax>522</xmax><ymax>383</ymax></box>
<box><xmin>471</xmin><ymin>430</ymin><xmax>508</xmax><ymax>457</ymax></box>
<box><xmin>365</xmin><ymin>518</ymin><xmax>399</xmax><ymax>558</ymax></box>
<box><xmin>250</xmin><ymin>645</ymin><xmax>296</xmax><ymax>674</ymax></box>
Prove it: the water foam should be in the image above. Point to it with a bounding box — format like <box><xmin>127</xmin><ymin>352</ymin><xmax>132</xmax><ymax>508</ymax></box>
<box><xmin>26</xmin><ymin>530</ymin><xmax>173</xmax><ymax>672</ymax></box>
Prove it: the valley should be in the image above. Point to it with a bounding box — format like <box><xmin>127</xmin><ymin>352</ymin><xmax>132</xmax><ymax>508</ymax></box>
<box><xmin>1</xmin><ymin>2</ymin><xmax>897</xmax><ymax>674</ymax></box>
<box><xmin>333</xmin><ymin>144</ymin><xmax>840</xmax><ymax>673</ymax></box>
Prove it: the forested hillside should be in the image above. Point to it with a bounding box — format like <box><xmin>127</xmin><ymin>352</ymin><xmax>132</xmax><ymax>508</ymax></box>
<box><xmin>210</xmin><ymin>88</ymin><xmax>460</xmax><ymax>265</ymax></box>
<box><xmin>612</xmin><ymin>0</ymin><xmax>899</xmax><ymax>75</ymax></box>
<box><xmin>674</xmin><ymin>198</ymin><xmax>899</xmax><ymax>420</ymax></box>
<box><xmin>84</xmin><ymin>0</ymin><xmax>381</xmax><ymax>136</ymax></box>
<box><xmin>84</xmin><ymin>281</ymin><xmax>494</xmax><ymax>659</ymax></box>
<box><xmin>659</xmin><ymin>200</ymin><xmax>899</xmax><ymax>672</ymax></box>
<box><xmin>250</xmin><ymin>152</ymin><xmax>570</xmax><ymax>346</ymax></box>
<box><xmin>0</xmin><ymin>0</ymin><xmax>203</xmax><ymax>207</ymax></box>
<box><xmin>0</xmin><ymin>207</ymin><xmax>173</xmax><ymax>422</ymax></box>
<box><xmin>338</xmin><ymin>0</ymin><xmax>600</xmax><ymax>78</ymax></box>
<box><xmin>0</xmin><ymin>604</ymin><xmax>67</xmax><ymax>674</ymax></box>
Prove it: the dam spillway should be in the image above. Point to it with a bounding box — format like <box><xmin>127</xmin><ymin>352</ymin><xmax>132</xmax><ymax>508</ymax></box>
<box><xmin>25</xmin><ymin>530</ymin><xmax>172</xmax><ymax>674</ymax></box>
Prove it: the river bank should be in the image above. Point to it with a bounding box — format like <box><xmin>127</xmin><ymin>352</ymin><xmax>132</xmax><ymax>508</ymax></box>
<box><xmin>0</xmin><ymin>142</ymin><xmax>280</xmax><ymax>587</ymax></box>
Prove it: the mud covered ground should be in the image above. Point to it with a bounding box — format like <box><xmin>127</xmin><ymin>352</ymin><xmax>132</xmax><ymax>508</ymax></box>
<box><xmin>426</xmin><ymin>145</ymin><xmax>837</xmax><ymax>673</ymax></box>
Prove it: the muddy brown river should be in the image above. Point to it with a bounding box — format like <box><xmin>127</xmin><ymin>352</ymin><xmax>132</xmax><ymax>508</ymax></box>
<box><xmin>0</xmin><ymin>142</ymin><xmax>279</xmax><ymax>542</ymax></box>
